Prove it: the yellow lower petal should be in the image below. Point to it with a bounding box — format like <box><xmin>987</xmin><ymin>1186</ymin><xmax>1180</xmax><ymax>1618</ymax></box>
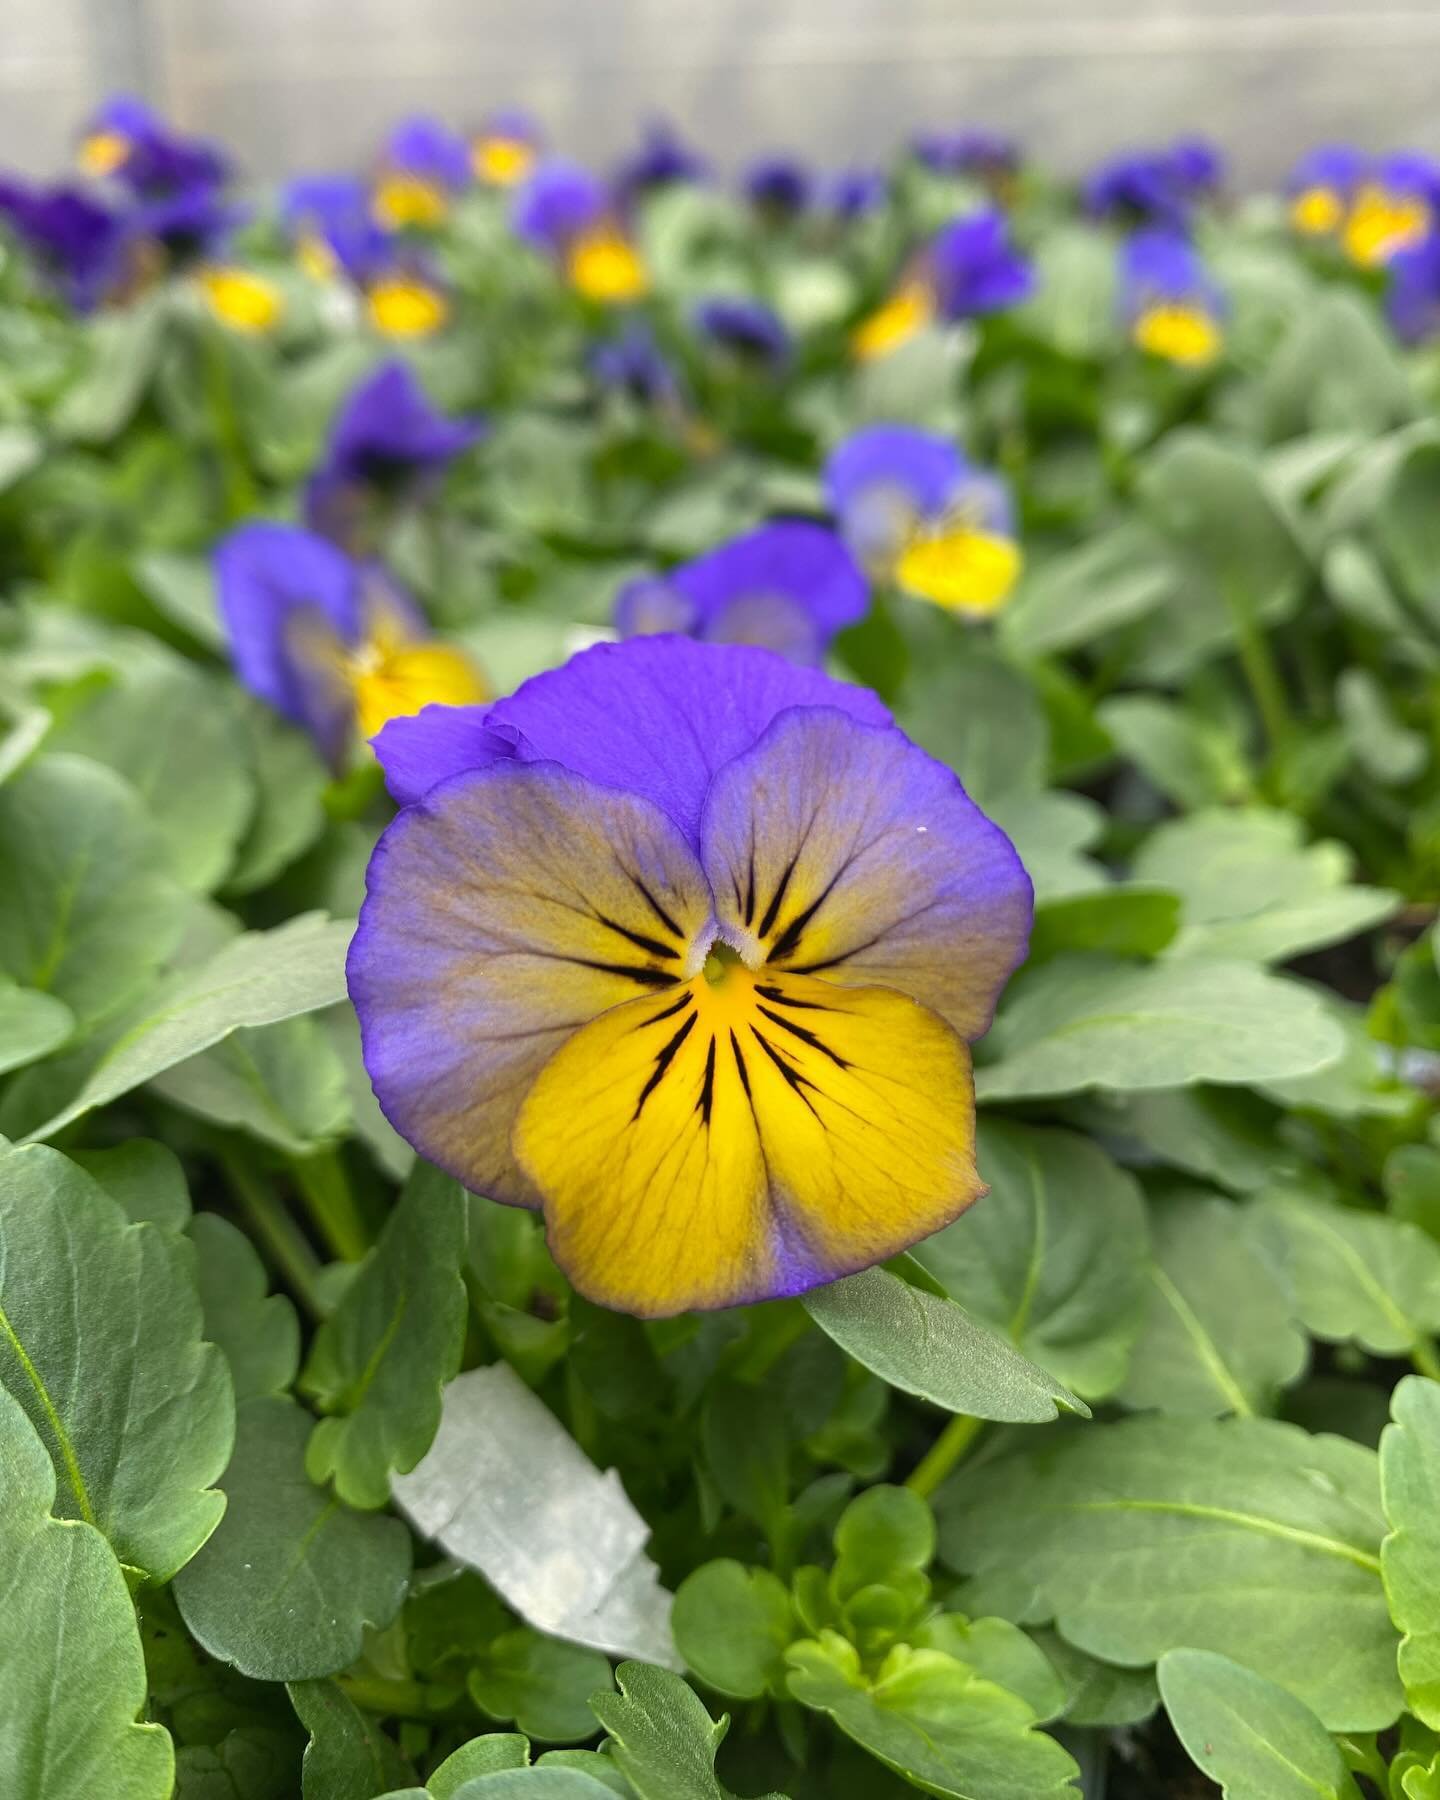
<box><xmin>515</xmin><ymin>961</ymin><xmax>981</xmax><ymax>1316</ymax></box>
<box><xmin>852</xmin><ymin>283</ymin><xmax>934</xmax><ymax>361</ymax></box>
<box><xmin>1289</xmin><ymin>186</ymin><xmax>1342</xmax><ymax>237</ymax></box>
<box><xmin>1131</xmin><ymin>303</ymin><xmax>1221</xmax><ymax>367</ymax></box>
<box><xmin>372</xmin><ymin>173</ymin><xmax>449</xmax><ymax>230</ymax></box>
<box><xmin>473</xmin><ymin>136</ymin><xmax>535</xmax><ymax>186</ymax></box>
<box><xmin>893</xmin><ymin>526</ymin><xmax>1022</xmax><ymax>616</ymax></box>
<box><xmin>79</xmin><ymin>131</ymin><xmax>130</xmax><ymax>177</ymax></box>
<box><xmin>1342</xmin><ymin>185</ymin><xmax>1431</xmax><ymax>268</ymax></box>
<box><xmin>566</xmin><ymin>228</ymin><xmax>649</xmax><ymax>302</ymax></box>
<box><xmin>197</xmin><ymin>267</ymin><xmax>284</xmax><ymax>335</ymax></box>
<box><xmin>297</xmin><ymin>233</ymin><xmax>339</xmax><ymax>283</ymax></box>
<box><xmin>352</xmin><ymin>641</ymin><xmax>488</xmax><ymax>740</ymax></box>
<box><xmin>367</xmin><ymin>276</ymin><xmax>449</xmax><ymax>337</ymax></box>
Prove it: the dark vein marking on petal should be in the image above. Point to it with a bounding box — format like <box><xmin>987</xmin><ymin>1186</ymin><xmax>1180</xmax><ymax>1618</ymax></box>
<box><xmin>757</xmin><ymin>850</ymin><xmax>800</xmax><ymax>939</ymax></box>
<box><xmin>730</xmin><ymin>1029</ymin><xmax>752</xmax><ymax>1098</ymax></box>
<box><xmin>592</xmin><ymin>911</ymin><xmax>680</xmax><ymax>961</ymax></box>
<box><xmin>633</xmin><ymin>1012</ymin><xmax>698</xmax><ymax>1119</ymax></box>
<box><xmin>769</xmin><ymin>869</ymin><xmax>845</xmax><ymax>963</ymax></box>
<box><xmin>755</xmin><ymin>983</ymin><xmax>835</xmax><ymax>1012</ymax></box>
<box><xmin>752</xmin><ymin>1027</ymin><xmax>821</xmax><ymax>1117</ymax></box>
<box><xmin>648</xmin><ymin>991</ymin><xmax>693</xmax><ymax>1024</ymax></box>
<box><xmin>570</xmin><ymin>957</ymin><xmax>678</xmax><ymax>988</ymax></box>
<box><xmin>743</xmin><ymin>847</ymin><xmax>757</xmax><ymax>927</ymax></box>
<box><xmin>697</xmin><ymin>1036</ymin><xmax>717</xmax><ymax>1126</ymax></box>
<box><xmin>757</xmin><ymin>1003</ymin><xmax>849</xmax><ymax>1068</ymax></box>
<box><xmin>628</xmin><ymin>872</ymin><xmax>683</xmax><ymax>940</ymax></box>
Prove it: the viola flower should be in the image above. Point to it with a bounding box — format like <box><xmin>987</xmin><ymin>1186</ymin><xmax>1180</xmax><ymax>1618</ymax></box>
<box><xmin>196</xmin><ymin>265</ymin><xmax>284</xmax><ymax>334</ymax></box>
<box><xmin>216</xmin><ymin>523</ymin><xmax>486</xmax><ymax>771</ymax></box>
<box><xmin>852</xmin><ymin>208</ymin><xmax>1033</xmax><ymax>360</ymax></box>
<box><xmin>1387</xmin><ymin>232</ymin><xmax>1440</xmax><ymax>342</ymax></box>
<box><xmin>1340</xmin><ymin>153</ymin><xmax>1439</xmax><ymax>269</ymax></box>
<box><xmin>115</xmin><ymin>127</ymin><xmax>230</xmax><ymax>204</ymax></box>
<box><xmin>1120</xmin><ymin>228</ymin><xmax>1224</xmax><ymax>366</ymax></box>
<box><xmin>693</xmin><ymin>295</ymin><xmax>791</xmax><ymax>366</ymax></box>
<box><xmin>76</xmin><ymin>94</ymin><xmax>160</xmax><ymax>179</ymax></box>
<box><xmin>1085</xmin><ymin>137</ymin><xmax>1224</xmax><ymax>228</ymax></box>
<box><xmin>590</xmin><ymin>323</ymin><xmax>685</xmax><ymax>408</ymax></box>
<box><xmin>340</xmin><ymin>231</ymin><xmax>452</xmax><ymax>336</ymax></box>
<box><xmin>614</xmin><ymin>521</ymin><xmax>868</xmax><ymax>663</ymax></box>
<box><xmin>280</xmin><ymin>173</ymin><xmax>376</xmax><ymax>281</ymax></box>
<box><xmin>1286</xmin><ymin>145</ymin><xmax>1365</xmax><ymax>239</ymax></box>
<box><xmin>513</xmin><ymin>160</ymin><xmax>648</xmax><ymax>302</ymax></box>
<box><xmin>0</xmin><ymin>180</ymin><xmax>128</xmax><ymax>310</ymax></box>
<box><xmin>305</xmin><ymin>361</ymin><xmax>485</xmax><ymax>546</ymax></box>
<box><xmin>372</xmin><ymin>116</ymin><xmax>471</xmax><ymax>230</ymax></box>
<box><xmin>828</xmin><ymin>168</ymin><xmax>887</xmax><ymax>220</ymax></box>
<box><xmin>349</xmin><ymin>636</ymin><xmax>1031</xmax><ymax>1316</ymax></box>
<box><xmin>912</xmin><ymin>129</ymin><xmax>1020</xmax><ymax>192</ymax></box>
<box><xmin>470</xmin><ymin>109</ymin><xmax>542</xmax><ymax>188</ymax></box>
<box><xmin>615</xmin><ymin>120</ymin><xmax>710</xmax><ymax>203</ymax></box>
<box><xmin>744</xmin><ymin>156</ymin><xmax>813</xmax><ymax>219</ymax></box>
<box><xmin>825</xmin><ymin>424</ymin><xmax>1022</xmax><ymax>617</ymax></box>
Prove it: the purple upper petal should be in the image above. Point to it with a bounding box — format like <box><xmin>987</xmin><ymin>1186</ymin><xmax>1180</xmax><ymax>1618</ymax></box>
<box><xmin>372</xmin><ymin>635</ymin><xmax>890</xmax><ymax>841</ymax></box>
<box><xmin>382</xmin><ymin>115</ymin><xmax>471</xmax><ymax>189</ymax></box>
<box><xmin>308</xmin><ymin>363</ymin><xmax>484</xmax><ymax>532</ymax></box>
<box><xmin>928</xmin><ymin>210</ymin><xmax>1034</xmax><ymax>317</ymax></box>
<box><xmin>512</xmin><ymin>160</ymin><xmax>607</xmax><ymax>251</ymax></box>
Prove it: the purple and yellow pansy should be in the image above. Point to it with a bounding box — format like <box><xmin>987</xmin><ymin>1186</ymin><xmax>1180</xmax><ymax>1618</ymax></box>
<box><xmin>371</xmin><ymin>116</ymin><xmax>471</xmax><ymax>230</ymax></box>
<box><xmin>216</xmin><ymin>522</ymin><xmax>485</xmax><ymax>770</ymax></box>
<box><xmin>348</xmin><ymin>636</ymin><xmax>1031</xmax><ymax>1316</ymax></box>
<box><xmin>852</xmin><ymin>208</ymin><xmax>1033</xmax><ymax>360</ymax></box>
<box><xmin>826</xmin><ymin>425</ymin><xmax>1023</xmax><ymax>617</ymax></box>
<box><xmin>614</xmin><ymin>521</ymin><xmax>868</xmax><ymax>663</ymax></box>
<box><xmin>1119</xmin><ymin>228</ymin><xmax>1224</xmax><ymax>366</ymax></box>
<box><xmin>470</xmin><ymin>109</ymin><xmax>543</xmax><ymax>188</ymax></box>
<box><xmin>513</xmin><ymin>160</ymin><xmax>649</xmax><ymax>303</ymax></box>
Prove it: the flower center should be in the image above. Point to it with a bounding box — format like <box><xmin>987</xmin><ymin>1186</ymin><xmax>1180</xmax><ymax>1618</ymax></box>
<box><xmin>702</xmin><ymin>942</ymin><xmax>746</xmax><ymax>987</ymax></box>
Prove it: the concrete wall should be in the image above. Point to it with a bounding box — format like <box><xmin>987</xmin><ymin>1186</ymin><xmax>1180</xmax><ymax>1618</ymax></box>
<box><xmin>6</xmin><ymin>0</ymin><xmax>1440</xmax><ymax>185</ymax></box>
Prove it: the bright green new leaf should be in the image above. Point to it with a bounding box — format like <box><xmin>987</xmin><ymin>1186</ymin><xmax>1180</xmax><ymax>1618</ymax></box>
<box><xmin>1158</xmin><ymin>1649</ymin><xmax>1362</xmax><ymax>1799</ymax></box>
<box><xmin>0</xmin><ymin>1384</ymin><xmax>175</xmax><ymax>1799</ymax></box>
<box><xmin>173</xmin><ymin>1395</ymin><xmax>411</xmax><ymax>1681</ymax></box>
<box><xmin>0</xmin><ymin>752</ymin><xmax>190</xmax><ymax>1033</ymax></box>
<box><xmin>977</xmin><ymin>955</ymin><xmax>1344</xmax><ymax>1101</ymax></box>
<box><xmin>1118</xmin><ymin>1191</ymin><xmax>1307</xmax><ymax>1418</ymax></box>
<box><xmin>802</xmin><ymin>1265</ymin><xmax>1089</xmax><ymax>1423</ymax></box>
<box><xmin>1254</xmin><ymin>1190</ymin><xmax>1440</xmax><ymax>1358</ymax></box>
<box><xmin>916</xmin><ymin>1121</ymin><xmax>1149</xmax><ymax>1400</ymax></box>
<box><xmin>289</xmin><ymin>1676</ymin><xmax>413</xmax><ymax>1799</ymax></box>
<box><xmin>0</xmin><ymin>1140</ymin><xmax>232</xmax><ymax>1580</ymax></box>
<box><xmin>591</xmin><ymin>1661</ymin><xmax>781</xmax><ymax>1800</ymax></box>
<box><xmin>1381</xmin><ymin>1376</ymin><xmax>1440</xmax><ymax>1729</ymax></box>
<box><xmin>913</xmin><ymin>1616</ymin><xmax>1068</xmax><ymax>1723</ymax></box>
<box><xmin>938</xmin><ymin>1413</ymin><xmax>1399</xmax><ymax>1730</ymax></box>
<box><xmin>785</xmin><ymin>1634</ymin><xmax>1079</xmax><ymax>1799</ymax></box>
<box><xmin>190</xmin><ymin>1213</ymin><xmax>301</xmax><ymax>1401</ymax></box>
<box><xmin>672</xmin><ymin>1562</ymin><xmax>795</xmax><ymax>1699</ymax></box>
<box><xmin>303</xmin><ymin>1159</ymin><xmax>468</xmax><ymax>1508</ymax></box>
<box><xmin>24</xmin><ymin>912</ymin><xmax>354</xmax><ymax>1140</ymax></box>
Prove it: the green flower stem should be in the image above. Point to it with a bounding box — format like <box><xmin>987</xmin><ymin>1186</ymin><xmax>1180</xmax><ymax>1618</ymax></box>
<box><xmin>1223</xmin><ymin>579</ymin><xmax>1292</xmax><ymax>761</ymax></box>
<box><xmin>289</xmin><ymin>1145</ymin><xmax>371</xmax><ymax>1264</ymax></box>
<box><xmin>219</xmin><ymin>1152</ymin><xmax>324</xmax><ymax>1321</ymax></box>
<box><xmin>906</xmin><ymin>1413</ymin><xmax>984</xmax><ymax>1499</ymax></box>
<box><xmin>199</xmin><ymin>321</ymin><xmax>258</xmax><ymax>524</ymax></box>
<box><xmin>1411</xmin><ymin>1337</ymin><xmax>1440</xmax><ymax>1383</ymax></box>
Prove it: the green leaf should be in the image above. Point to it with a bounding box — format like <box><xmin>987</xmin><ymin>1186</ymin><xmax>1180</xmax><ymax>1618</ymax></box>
<box><xmin>802</xmin><ymin>1266</ymin><xmax>1089</xmax><ymax>1423</ymax></box>
<box><xmin>446</xmin><ymin>1774</ymin><xmax>622</xmax><ymax>1798</ymax></box>
<box><xmin>897</xmin><ymin>650</ymin><xmax>1047</xmax><ymax>808</ymax></box>
<box><xmin>173</xmin><ymin>1728</ymin><xmax>296</xmax><ymax>1799</ymax></box>
<box><xmin>977</xmin><ymin>956</ymin><xmax>1344</xmax><ymax>1101</ymax></box>
<box><xmin>24</xmin><ymin>912</ymin><xmax>354</xmax><ymax>1140</ymax></box>
<box><xmin>288</xmin><ymin>1676</ymin><xmax>412</xmax><ymax>1799</ymax></box>
<box><xmin>0</xmin><ymin>978</ymin><xmax>73</xmax><ymax>1073</ymax></box>
<box><xmin>132</xmin><ymin>551</ymin><xmax>225</xmax><ymax>651</ymax></box>
<box><xmin>1133</xmin><ymin>810</ymin><xmax>1397</xmax><ymax>964</ymax></box>
<box><xmin>0</xmin><ymin>1383</ymin><xmax>175</xmax><ymax>1799</ymax></box>
<box><xmin>224</xmin><ymin>704</ymin><xmax>329</xmax><ymax>896</ymax></box>
<box><xmin>1254</xmin><ymin>1191</ymin><xmax>1440</xmax><ymax>1358</ymax></box>
<box><xmin>592</xmin><ymin>1661</ymin><xmax>779</xmax><ymax>1800</ymax></box>
<box><xmin>53</xmin><ymin>296</ymin><xmax>165</xmax><ymax>442</ymax></box>
<box><xmin>470</xmin><ymin>1628</ymin><xmax>616</xmax><ymax>1743</ymax></box>
<box><xmin>1377</xmin><ymin>440</ymin><xmax>1440</xmax><ymax>630</ymax></box>
<box><xmin>48</xmin><ymin>662</ymin><xmax>254</xmax><ymax>894</ymax></box>
<box><xmin>1118</xmin><ymin>1192</ymin><xmax>1307</xmax><ymax>1418</ymax></box>
<box><xmin>0</xmin><ymin>753</ymin><xmax>189</xmax><ymax>1032</ymax></box>
<box><xmin>152</xmin><ymin>1012</ymin><xmax>351</xmax><ymax>1154</ymax></box>
<box><xmin>912</xmin><ymin>1616</ymin><xmax>1068</xmax><ymax>1724</ymax></box>
<box><xmin>1027</xmin><ymin>887</ymin><xmax>1181</xmax><ymax>963</ymax></box>
<box><xmin>672</xmin><ymin>1562</ymin><xmax>795</xmax><ymax>1699</ymax></box>
<box><xmin>1098</xmin><ymin>695</ymin><xmax>1251</xmax><ymax>810</ymax></box>
<box><xmin>938</xmin><ymin>1413</ymin><xmax>1400</xmax><ymax>1730</ymax></box>
<box><xmin>1004</xmin><ymin>520</ymin><xmax>1176</xmax><ymax>657</ymax></box>
<box><xmin>1337</xmin><ymin>669</ymin><xmax>1428</xmax><ymax>786</ymax></box>
<box><xmin>0</xmin><ymin>421</ymin><xmax>41</xmax><ymax>491</ymax></box>
<box><xmin>173</xmin><ymin>1395</ymin><xmax>411</xmax><ymax>1681</ymax></box>
<box><xmin>1066</xmin><ymin>1087</ymin><xmax>1293</xmax><ymax>1195</ymax></box>
<box><xmin>834</xmin><ymin>1486</ymin><xmax>935</xmax><ymax>1594</ymax></box>
<box><xmin>915</xmin><ymin>1121</ymin><xmax>1149</xmax><ymax>1400</ymax></box>
<box><xmin>1258</xmin><ymin>290</ymin><xmax>1414</xmax><ymax>439</ymax></box>
<box><xmin>302</xmin><ymin>1159</ymin><xmax>467</xmax><ymax>1508</ymax></box>
<box><xmin>1381</xmin><ymin>1377</ymin><xmax>1440</xmax><ymax>1730</ymax></box>
<box><xmin>986</xmin><ymin>789</ymin><xmax>1106</xmax><ymax>903</ymax></box>
<box><xmin>429</xmin><ymin>1735</ymin><xmax>532</xmax><ymax>1794</ymax></box>
<box><xmin>190</xmin><ymin>1212</ymin><xmax>301</xmax><ymax>1401</ymax></box>
<box><xmin>0</xmin><ymin>1140</ymin><xmax>232</xmax><ymax>1580</ymax></box>
<box><xmin>70</xmin><ymin>1139</ymin><xmax>192</xmax><ymax>1231</ymax></box>
<box><xmin>1028</xmin><ymin>1632</ymin><xmax>1157</xmax><ymax>1728</ymax></box>
<box><xmin>1158</xmin><ymin>1648</ymin><xmax>1361</xmax><ymax>1799</ymax></box>
<box><xmin>785</xmin><ymin>1634</ymin><xmax>1079</xmax><ymax>1799</ymax></box>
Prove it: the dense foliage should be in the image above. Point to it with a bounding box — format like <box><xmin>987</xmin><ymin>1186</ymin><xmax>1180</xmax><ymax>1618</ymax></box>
<box><xmin>5</xmin><ymin>106</ymin><xmax>1440</xmax><ymax>1799</ymax></box>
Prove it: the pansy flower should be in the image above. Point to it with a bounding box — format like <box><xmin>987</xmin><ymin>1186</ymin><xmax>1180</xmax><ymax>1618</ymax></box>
<box><xmin>590</xmin><ymin>323</ymin><xmax>683</xmax><ymax>409</ymax></box>
<box><xmin>513</xmin><ymin>160</ymin><xmax>649</xmax><ymax>303</ymax></box>
<box><xmin>852</xmin><ymin>208</ymin><xmax>1033</xmax><ymax>360</ymax></box>
<box><xmin>0</xmin><ymin>180</ymin><xmax>128</xmax><ymax>310</ymax></box>
<box><xmin>338</xmin><ymin>230</ymin><xmax>452</xmax><ymax>336</ymax></box>
<box><xmin>349</xmin><ymin>636</ymin><xmax>1031</xmax><ymax>1316</ymax></box>
<box><xmin>1085</xmin><ymin>137</ymin><xmax>1224</xmax><ymax>228</ymax></box>
<box><xmin>825</xmin><ymin>424</ymin><xmax>1022</xmax><ymax>617</ymax></box>
<box><xmin>216</xmin><ymin>523</ymin><xmax>486</xmax><ymax>770</ymax></box>
<box><xmin>116</xmin><ymin>127</ymin><xmax>230</xmax><ymax>205</ymax></box>
<box><xmin>470</xmin><ymin>109</ymin><xmax>543</xmax><ymax>188</ymax></box>
<box><xmin>744</xmin><ymin>156</ymin><xmax>813</xmax><ymax>219</ymax></box>
<box><xmin>614</xmin><ymin>521</ymin><xmax>867</xmax><ymax>663</ymax></box>
<box><xmin>1120</xmin><ymin>228</ymin><xmax>1224</xmax><ymax>366</ymax></box>
<box><xmin>1340</xmin><ymin>153</ymin><xmax>1439</xmax><ymax>269</ymax></box>
<box><xmin>372</xmin><ymin>116</ymin><xmax>471</xmax><ymax>230</ymax></box>
<box><xmin>828</xmin><ymin>168</ymin><xmax>887</xmax><ymax>220</ymax></box>
<box><xmin>615</xmin><ymin>120</ymin><xmax>710</xmax><ymax>203</ymax></box>
<box><xmin>305</xmin><ymin>361</ymin><xmax>485</xmax><ymax>547</ymax></box>
<box><xmin>1286</xmin><ymin>145</ymin><xmax>1365</xmax><ymax>239</ymax></box>
<box><xmin>693</xmin><ymin>295</ymin><xmax>791</xmax><ymax>366</ymax></box>
<box><xmin>1387</xmin><ymin>231</ymin><xmax>1440</xmax><ymax>342</ymax></box>
<box><xmin>76</xmin><ymin>94</ymin><xmax>161</xmax><ymax>179</ymax></box>
<box><xmin>912</xmin><ymin>129</ymin><xmax>1020</xmax><ymax>194</ymax></box>
<box><xmin>281</xmin><ymin>173</ymin><xmax>375</xmax><ymax>281</ymax></box>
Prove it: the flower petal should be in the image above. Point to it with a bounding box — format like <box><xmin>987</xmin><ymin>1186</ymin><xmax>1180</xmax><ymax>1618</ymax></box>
<box><xmin>701</xmin><ymin>707</ymin><xmax>1032</xmax><ymax>1039</ymax></box>
<box><xmin>514</xmin><ymin>966</ymin><xmax>980</xmax><ymax>1316</ymax></box>
<box><xmin>348</xmin><ymin>760</ymin><xmax>713</xmax><ymax>1206</ymax></box>
<box><xmin>352</xmin><ymin>641</ymin><xmax>489</xmax><ymax>740</ymax></box>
